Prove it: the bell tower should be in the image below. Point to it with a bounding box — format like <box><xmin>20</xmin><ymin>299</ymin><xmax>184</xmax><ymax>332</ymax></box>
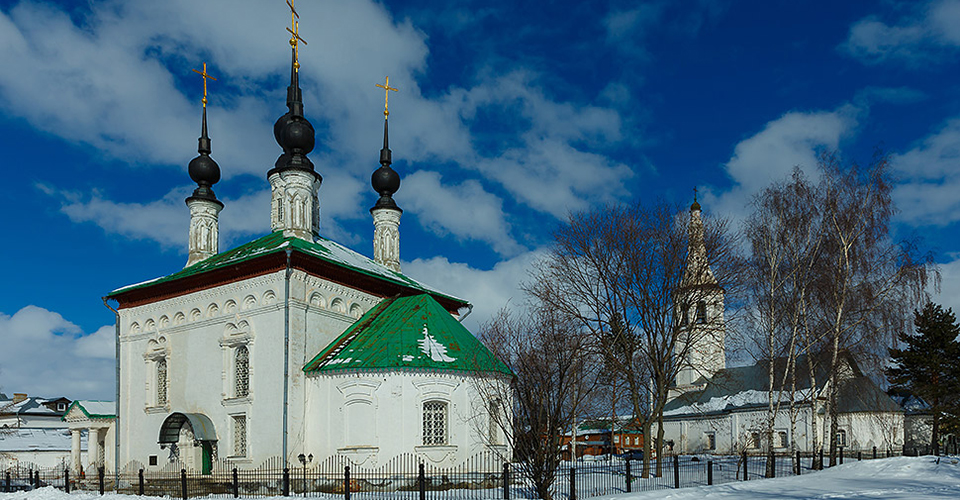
<box><xmin>673</xmin><ymin>195</ymin><xmax>726</xmax><ymax>393</ymax></box>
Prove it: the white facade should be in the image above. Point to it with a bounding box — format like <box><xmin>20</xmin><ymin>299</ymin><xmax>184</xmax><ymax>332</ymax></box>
<box><xmin>657</xmin><ymin>406</ymin><xmax>903</xmax><ymax>455</ymax></box>
<box><xmin>115</xmin><ymin>263</ymin><xmax>505</xmax><ymax>471</ymax></box>
<box><xmin>305</xmin><ymin>371</ymin><xmax>509</xmax><ymax>467</ymax></box>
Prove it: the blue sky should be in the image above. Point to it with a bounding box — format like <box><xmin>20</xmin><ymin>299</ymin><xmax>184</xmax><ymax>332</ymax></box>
<box><xmin>1</xmin><ymin>0</ymin><xmax>960</xmax><ymax>399</ymax></box>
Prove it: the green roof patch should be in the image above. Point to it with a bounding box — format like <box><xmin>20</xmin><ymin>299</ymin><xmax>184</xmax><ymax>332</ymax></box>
<box><xmin>108</xmin><ymin>232</ymin><xmax>464</xmax><ymax>305</ymax></box>
<box><xmin>304</xmin><ymin>294</ymin><xmax>512</xmax><ymax>376</ymax></box>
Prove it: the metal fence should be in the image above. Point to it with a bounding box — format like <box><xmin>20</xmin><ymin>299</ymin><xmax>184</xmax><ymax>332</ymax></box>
<box><xmin>2</xmin><ymin>447</ymin><xmax>914</xmax><ymax>499</ymax></box>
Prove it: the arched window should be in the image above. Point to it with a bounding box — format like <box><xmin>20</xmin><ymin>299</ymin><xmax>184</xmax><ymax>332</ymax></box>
<box><xmin>235</xmin><ymin>346</ymin><xmax>250</xmax><ymax>398</ymax></box>
<box><xmin>696</xmin><ymin>301</ymin><xmax>707</xmax><ymax>324</ymax></box>
<box><xmin>422</xmin><ymin>401</ymin><xmax>448</xmax><ymax>446</ymax></box>
<box><xmin>157</xmin><ymin>359</ymin><xmax>168</xmax><ymax>406</ymax></box>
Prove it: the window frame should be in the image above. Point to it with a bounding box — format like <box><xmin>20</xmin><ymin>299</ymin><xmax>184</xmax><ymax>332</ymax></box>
<box><xmin>232</xmin><ymin>414</ymin><xmax>247</xmax><ymax>457</ymax></box>
<box><xmin>422</xmin><ymin>400</ymin><xmax>448</xmax><ymax>446</ymax></box>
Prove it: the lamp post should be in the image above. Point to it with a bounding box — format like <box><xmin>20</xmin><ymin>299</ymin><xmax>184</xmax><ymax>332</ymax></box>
<box><xmin>297</xmin><ymin>453</ymin><xmax>313</xmax><ymax>497</ymax></box>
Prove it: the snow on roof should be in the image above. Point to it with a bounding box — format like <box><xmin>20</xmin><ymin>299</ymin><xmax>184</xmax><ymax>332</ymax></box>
<box><xmin>0</xmin><ymin>428</ymin><xmax>85</xmax><ymax>452</ymax></box>
<box><xmin>109</xmin><ymin>232</ymin><xmax>465</xmax><ymax>306</ymax></box>
<box><xmin>69</xmin><ymin>400</ymin><xmax>116</xmax><ymax>418</ymax></box>
<box><xmin>0</xmin><ymin>397</ymin><xmax>65</xmax><ymax>415</ymax></box>
<box><xmin>664</xmin><ymin>388</ymin><xmax>815</xmax><ymax>417</ymax></box>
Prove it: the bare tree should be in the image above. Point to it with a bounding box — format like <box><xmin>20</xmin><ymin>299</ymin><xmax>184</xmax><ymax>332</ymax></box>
<box><xmin>527</xmin><ymin>202</ymin><xmax>741</xmax><ymax>477</ymax></box>
<box><xmin>477</xmin><ymin>297</ymin><xmax>599</xmax><ymax>500</ymax></box>
<box><xmin>812</xmin><ymin>151</ymin><xmax>936</xmax><ymax>465</ymax></box>
<box><xmin>744</xmin><ymin>168</ymin><xmax>824</xmax><ymax>474</ymax></box>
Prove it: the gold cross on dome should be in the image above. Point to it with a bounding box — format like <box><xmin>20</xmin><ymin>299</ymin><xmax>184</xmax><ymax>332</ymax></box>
<box><xmin>375</xmin><ymin>76</ymin><xmax>398</xmax><ymax>117</ymax></box>
<box><xmin>286</xmin><ymin>0</ymin><xmax>307</xmax><ymax>72</ymax></box>
<box><xmin>191</xmin><ymin>62</ymin><xmax>217</xmax><ymax>107</ymax></box>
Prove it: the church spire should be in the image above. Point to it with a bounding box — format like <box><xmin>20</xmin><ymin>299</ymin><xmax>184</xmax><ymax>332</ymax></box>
<box><xmin>682</xmin><ymin>188</ymin><xmax>716</xmax><ymax>287</ymax></box>
<box><xmin>268</xmin><ymin>0</ymin><xmax>322</xmax><ymax>241</ymax></box>
<box><xmin>371</xmin><ymin>76</ymin><xmax>402</xmax><ymax>272</ymax></box>
<box><xmin>185</xmin><ymin>62</ymin><xmax>224</xmax><ymax>268</ymax></box>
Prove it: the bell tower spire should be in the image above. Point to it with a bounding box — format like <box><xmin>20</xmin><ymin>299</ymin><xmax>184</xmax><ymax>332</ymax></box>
<box><xmin>672</xmin><ymin>193</ymin><xmax>726</xmax><ymax>396</ymax></box>
<box><xmin>370</xmin><ymin>76</ymin><xmax>402</xmax><ymax>272</ymax></box>
<box><xmin>185</xmin><ymin>62</ymin><xmax>224</xmax><ymax>268</ymax></box>
<box><xmin>268</xmin><ymin>0</ymin><xmax>322</xmax><ymax>241</ymax></box>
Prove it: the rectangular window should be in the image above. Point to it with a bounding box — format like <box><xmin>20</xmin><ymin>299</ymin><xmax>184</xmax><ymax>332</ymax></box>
<box><xmin>488</xmin><ymin>401</ymin><xmax>499</xmax><ymax>445</ymax></box>
<box><xmin>423</xmin><ymin>401</ymin><xmax>447</xmax><ymax>446</ymax></box>
<box><xmin>836</xmin><ymin>429</ymin><xmax>847</xmax><ymax>447</ymax></box>
<box><xmin>777</xmin><ymin>431</ymin><xmax>789</xmax><ymax>448</ymax></box>
<box><xmin>750</xmin><ymin>432</ymin><xmax>760</xmax><ymax>449</ymax></box>
<box><xmin>233</xmin><ymin>415</ymin><xmax>247</xmax><ymax>457</ymax></box>
<box><xmin>157</xmin><ymin>359</ymin><xmax>168</xmax><ymax>406</ymax></box>
<box><xmin>705</xmin><ymin>432</ymin><xmax>716</xmax><ymax>450</ymax></box>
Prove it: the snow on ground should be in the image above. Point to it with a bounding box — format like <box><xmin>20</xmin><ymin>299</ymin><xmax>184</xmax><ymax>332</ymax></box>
<box><xmin>1</xmin><ymin>456</ymin><xmax>958</xmax><ymax>500</ymax></box>
<box><xmin>605</xmin><ymin>456</ymin><xmax>960</xmax><ymax>500</ymax></box>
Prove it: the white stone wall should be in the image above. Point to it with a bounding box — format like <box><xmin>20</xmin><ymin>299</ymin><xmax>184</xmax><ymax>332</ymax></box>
<box><xmin>118</xmin><ymin>270</ymin><xmax>379</xmax><ymax>469</ymax></box>
<box><xmin>657</xmin><ymin>407</ymin><xmax>903</xmax><ymax>455</ymax></box>
<box><xmin>304</xmin><ymin>371</ymin><xmax>511</xmax><ymax>467</ymax></box>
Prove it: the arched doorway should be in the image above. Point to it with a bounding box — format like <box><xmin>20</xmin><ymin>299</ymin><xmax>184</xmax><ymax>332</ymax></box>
<box><xmin>159</xmin><ymin>413</ymin><xmax>217</xmax><ymax>474</ymax></box>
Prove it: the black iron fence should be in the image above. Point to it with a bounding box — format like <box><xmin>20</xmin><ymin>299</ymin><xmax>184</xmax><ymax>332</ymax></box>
<box><xmin>1</xmin><ymin>447</ymin><xmax>917</xmax><ymax>499</ymax></box>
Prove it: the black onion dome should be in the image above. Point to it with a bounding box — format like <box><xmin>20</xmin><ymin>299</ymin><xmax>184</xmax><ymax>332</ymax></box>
<box><xmin>691</xmin><ymin>200</ymin><xmax>701</xmax><ymax>211</ymax></box>
<box><xmin>186</xmin><ymin>107</ymin><xmax>222</xmax><ymax>204</ymax></box>
<box><xmin>271</xmin><ymin>46</ymin><xmax>318</xmax><ymax>176</ymax></box>
<box><xmin>372</xmin><ymin>165</ymin><xmax>400</xmax><ymax>196</ymax></box>
<box><xmin>371</xmin><ymin>117</ymin><xmax>401</xmax><ymax>212</ymax></box>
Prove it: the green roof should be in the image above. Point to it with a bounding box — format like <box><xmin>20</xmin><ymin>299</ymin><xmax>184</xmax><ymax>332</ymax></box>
<box><xmin>62</xmin><ymin>400</ymin><xmax>116</xmax><ymax>420</ymax></box>
<box><xmin>304</xmin><ymin>294</ymin><xmax>512</xmax><ymax>376</ymax></box>
<box><xmin>108</xmin><ymin>232</ymin><xmax>464</xmax><ymax>305</ymax></box>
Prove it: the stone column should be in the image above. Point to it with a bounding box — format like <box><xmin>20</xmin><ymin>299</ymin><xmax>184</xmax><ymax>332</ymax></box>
<box><xmin>269</xmin><ymin>170</ymin><xmax>320</xmax><ymax>241</ymax></box>
<box><xmin>87</xmin><ymin>427</ymin><xmax>100</xmax><ymax>469</ymax></box>
<box><xmin>372</xmin><ymin>208</ymin><xmax>402</xmax><ymax>272</ymax></box>
<box><xmin>186</xmin><ymin>198</ymin><xmax>223</xmax><ymax>267</ymax></box>
<box><xmin>71</xmin><ymin>429</ymin><xmax>82</xmax><ymax>473</ymax></box>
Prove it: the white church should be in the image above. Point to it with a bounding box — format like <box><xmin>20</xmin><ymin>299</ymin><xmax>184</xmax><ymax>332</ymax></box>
<box><xmin>100</xmin><ymin>28</ymin><xmax>512</xmax><ymax>474</ymax></box>
<box><xmin>657</xmin><ymin>201</ymin><xmax>905</xmax><ymax>456</ymax></box>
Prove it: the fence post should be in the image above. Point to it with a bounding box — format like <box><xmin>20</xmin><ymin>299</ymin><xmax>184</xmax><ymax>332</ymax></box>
<box><xmin>5</xmin><ymin>471</ymin><xmax>9</xmax><ymax>493</ymax></box>
<box><xmin>873</xmin><ymin>446</ymin><xmax>877</xmax><ymax>460</ymax></box>
<box><xmin>625</xmin><ymin>459</ymin><xmax>632</xmax><ymax>493</ymax></box>
<box><xmin>839</xmin><ymin>447</ymin><xmax>844</xmax><ymax>465</ymax></box>
<box><xmin>569</xmin><ymin>466</ymin><xmax>576</xmax><ymax>500</ymax></box>
<box><xmin>673</xmin><ymin>455</ymin><xmax>680</xmax><ymax>488</ymax></box>
<box><xmin>99</xmin><ymin>466</ymin><xmax>105</xmax><ymax>495</ymax></box>
<box><xmin>180</xmin><ymin>469</ymin><xmax>186</xmax><ymax>500</ymax></box>
<box><xmin>742</xmin><ymin>451</ymin><xmax>748</xmax><ymax>481</ymax></box>
<box><xmin>707</xmin><ymin>460</ymin><xmax>713</xmax><ymax>486</ymax></box>
<box><xmin>282</xmin><ymin>468</ymin><xmax>290</xmax><ymax>497</ymax></box>
<box><xmin>344</xmin><ymin>466</ymin><xmax>350</xmax><ymax>500</ymax></box>
<box><xmin>65</xmin><ymin>468</ymin><xmax>70</xmax><ymax>493</ymax></box>
<box><xmin>818</xmin><ymin>449</ymin><xmax>824</xmax><ymax>470</ymax></box>
<box><xmin>419</xmin><ymin>463</ymin><xmax>426</xmax><ymax>500</ymax></box>
<box><xmin>769</xmin><ymin>451</ymin><xmax>775</xmax><ymax>478</ymax></box>
<box><xmin>502</xmin><ymin>463</ymin><xmax>510</xmax><ymax>500</ymax></box>
<box><xmin>139</xmin><ymin>468</ymin><xmax>144</xmax><ymax>496</ymax></box>
<box><xmin>232</xmin><ymin>468</ymin><xmax>239</xmax><ymax>498</ymax></box>
<box><xmin>796</xmin><ymin>451</ymin><xmax>801</xmax><ymax>475</ymax></box>
<box><xmin>858</xmin><ymin>451</ymin><xmax>862</xmax><ymax>461</ymax></box>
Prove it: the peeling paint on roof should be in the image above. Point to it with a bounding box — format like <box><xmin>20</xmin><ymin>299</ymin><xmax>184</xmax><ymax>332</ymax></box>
<box><xmin>304</xmin><ymin>294</ymin><xmax>511</xmax><ymax>376</ymax></box>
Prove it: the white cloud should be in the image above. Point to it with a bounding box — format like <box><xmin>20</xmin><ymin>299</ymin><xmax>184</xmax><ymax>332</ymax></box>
<box><xmin>705</xmin><ymin>105</ymin><xmax>858</xmax><ymax>221</ymax></box>
<box><xmin>52</xmin><ymin>185</ymin><xmax>272</xmax><ymax>250</ymax></box>
<box><xmin>401</xmin><ymin>171</ymin><xmax>521</xmax><ymax>256</ymax></box>
<box><xmin>892</xmin><ymin>118</ymin><xmax>960</xmax><ymax>226</ymax></box>
<box><xmin>0</xmin><ymin>306</ymin><xmax>114</xmax><ymax>399</ymax></box>
<box><xmin>0</xmin><ymin>0</ymin><xmax>632</xmax><ymax>252</ymax></box>
<box><xmin>841</xmin><ymin>0</ymin><xmax>960</xmax><ymax>65</ymax></box>
<box><xmin>929</xmin><ymin>254</ymin><xmax>960</xmax><ymax>319</ymax></box>
<box><xmin>402</xmin><ymin>249</ymin><xmax>547</xmax><ymax>332</ymax></box>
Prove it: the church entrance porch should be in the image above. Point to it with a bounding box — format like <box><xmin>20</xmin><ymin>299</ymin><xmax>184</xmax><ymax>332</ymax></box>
<box><xmin>159</xmin><ymin>412</ymin><xmax>218</xmax><ymax>475</ymax></box>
